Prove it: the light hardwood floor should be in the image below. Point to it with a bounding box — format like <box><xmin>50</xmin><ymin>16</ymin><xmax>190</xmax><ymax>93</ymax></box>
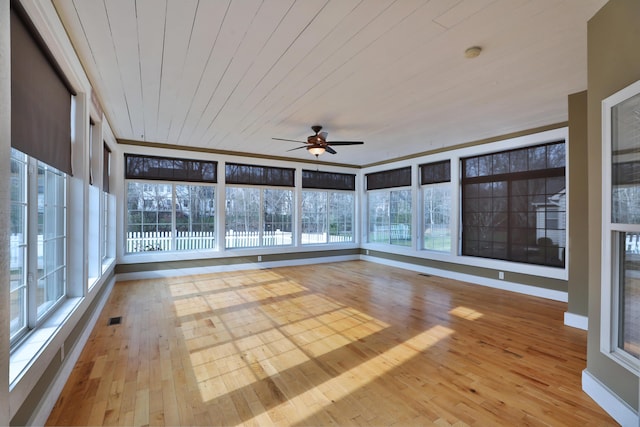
<box><xmin>46</xmin><ymin>261</ymin><xmax>617</xmax><ymax>426</ymax></box>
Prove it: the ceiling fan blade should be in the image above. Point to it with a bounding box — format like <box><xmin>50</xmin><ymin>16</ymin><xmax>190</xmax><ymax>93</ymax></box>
<box><xmin>326</xmin><ymin>146</ymin><xmax>337</xmax><ymax>155</ymax></box>
<box><xmin>319</xmin><ymin>131</ymin><xmax>328</xmax><ymax>140</ymax></box>
<box><xmin>326</xmin><ymin>141</ymin><xmax>364</xmax><ymax>146</ymax></box>
<box><xmin>272</xmin><ymin>137</ymin><xmax>307</xmax><ymax>144</ymax></box>
<box><xmin>287</xmin><ymin>146</ymin><xmax>308</xmax><ymax>152</ymax></box>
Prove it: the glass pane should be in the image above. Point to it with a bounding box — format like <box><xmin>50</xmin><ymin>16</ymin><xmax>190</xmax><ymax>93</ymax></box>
<box><xmin>329</xmin><ymin>192</ymin><xmax>354</xmax><ymax>243</ymax></box>
<box><xmin>175</xmin><ymin>185</ymin><xmax>215</xmax><ymax>251</ymax></box>
<box><xmin>510</xmin><ymin>149</ymin><xmax>528</xmax><ymax>172</ymax></box>
<box><xmin>619</xmin><ymin>232</ymin><xmax>640</xmax><ymax>360</ymax></box>
<box><xmin>492</xmin><ymin>153</ymin><xmax>509</xmax><ymax>175</ymax></box>
<box><xmin>126</xmin><ymin>182</ymin><xmax>173</xmax><ymax>252</ymax></box>
<box><xmin>225</xmin><ymin>187</ymin><xmax>261</xmax><ymax>248</ymax></box>
<box><xmin>612</xmin><ymin>91</ymin><xmax>640</xmax><ymax>224</ymax></box>
<box><xmin>302</xmin><ymin>191</ymin><xmax>328</xmax><ymax>244</ymax></box>
<box><xmin>368</xmin><ymin>192</ymin><xmax>390</xmax><ymax>243</ymax></box>
<box><xmin>263</xmin><ymin>189</ymin><xmax>293</xmax><ymax>247</ymax></box>
<box><xmin>423</xmin><ymin>185</ymin><xmax>451</xmax><ymax>252</ymax></box>
<box><xmin>36</xmin><ymin>161</ymin><xmax>66</xmax><ymax>321</ymax></box>
<box><xmin>390</xmin><ymin>190</ymin><xmax>412</xmax><ymax>246</ymax></box>
<box><xmin>528</xmin><ymin>145</ymin><xmax>547</xmax><ymax>170</ymax></box>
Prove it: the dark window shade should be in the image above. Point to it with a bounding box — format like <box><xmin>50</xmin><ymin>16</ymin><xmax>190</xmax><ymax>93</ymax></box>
<box><xmin>462</xmin><ymin>141</ymin><xmax>565</xmax><ymax>179</ymax></box>
<box><xmin>125</xmin><ymin>154</ymin><xmax>217</xmax><ymax>183</ymax></box>
<box><xmin>103</xmin><ymin>143</ymin><xmax>111</xmax><ymax>193</ymax></box>
<box><xmin>302</xmin><ymin>170</ymin><xmax>355</xmax><ymax>190</ymax></box>
<box><xmin>225</xmin><ymin>163</ymin><xmax>294</xmax><ymax>187</ymax></box>
<box><xmin>460</xmin><ymin>141</ymin><xmax>566</xmax><ymax>268</ymax></box>
<box><xmin>11</xmin><ymin>7</ymin><xmax>73</xmax><ymax>175</ymax></box>
<box><xmin>366</xmin><ymin>166</ymin><xmax>411</xmax><ymax>190</ymax></box>
<box><xmin>420</xmin><ymin>160</ymin><xmax>450</xmax><ymax>185</ymax></box>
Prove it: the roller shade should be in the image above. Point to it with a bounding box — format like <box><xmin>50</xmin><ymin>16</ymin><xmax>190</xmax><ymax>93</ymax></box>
<box><xmin>11</xmin><ymin>6</ymin><xmax>73</xmax><ymax>175</ymax></box>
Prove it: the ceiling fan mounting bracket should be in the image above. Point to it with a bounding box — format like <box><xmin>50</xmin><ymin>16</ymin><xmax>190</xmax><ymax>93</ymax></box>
<box><xmin>311</xmin><ymin>125</ymin><xmax>323</xmax><ymax>134</ymax></box>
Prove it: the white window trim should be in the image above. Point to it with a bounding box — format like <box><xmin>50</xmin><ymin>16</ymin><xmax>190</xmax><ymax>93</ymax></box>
<box><xmin>366</xmin><ymin>186</ymin><xmax>413</xmax><ymax>247</ymax></box>
<box><xmin>600</xmin><ymin>78</ymin><xmax>640</xmax><ymax>376</ymax></box>
<box><xmin>124</xmin><ymin>179</ymin><xmax>217</xmax><ymax>254</ymax></box>
<box><xmin>300</xmin><ymin>189</ymin><xmax>356</xmax><ymax>246</ymax></box>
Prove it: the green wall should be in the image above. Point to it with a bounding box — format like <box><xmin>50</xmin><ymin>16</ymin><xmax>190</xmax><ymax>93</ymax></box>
<box><xmin>587</xmin><ymin>0</ymin><xmax>640</xmax><ymax>412</ymax></box>
<box><xmin>115</xmin><ymin>249</ymin><xmax>361</xmax><ymax>275</ymax></box>
<box><xmin>568</xmin><ymin>91</ymin><xmax>589</xmax><ymax>316</ymax></box>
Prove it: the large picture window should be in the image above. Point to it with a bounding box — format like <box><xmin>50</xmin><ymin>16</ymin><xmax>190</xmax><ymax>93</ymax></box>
<box><xmin>125</xmin><ymin>154</ymin><xmax>217</xmax><ymax>253</ymax></box>
<box><xmin>461</xmin><ymin>142</ymin><xmax>566</xmax><ymax>267</ymax></box>
<box><xmin>225</xmin><ymin>187</ymin><xmax>293</xmax><ymax>248</ymax></box>
<box><xmin>367</xmin><ymin>167</ymin><xmax>412</xmax><ymax>246</ymax></box>
<box><xmin>301</xmin><ymin>170</ymin><xmax>355</xmax><ymax>244</ymax></box>
<box><xmin>224</xmin><ymin>163</ymin><xmax>294</xmax><ymax>248</ymax></box>
<box><xmin>601</xmin><ymin>79</ymin><xmax>640</xmax><ymax>374</ymax></box>
<box><xmin>126</xmin><ymin>182</ymin><xmax>215</xmax><ymax>252</ymax></box>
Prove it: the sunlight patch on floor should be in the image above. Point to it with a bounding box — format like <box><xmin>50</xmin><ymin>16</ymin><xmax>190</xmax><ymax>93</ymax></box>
<box><xmin>449</xmin><ymin>306</ymin><xmax>483</xmax><ymax>320</ymax></box>
<box><xmin>249</xmin><ymin>324</ymin><xmax>455</xmax><ymax>425</ymax></box>
<box><xmin>183</xmin><ymin>275</ymin><xmax>390</xmax><ymax>406</ymax></box>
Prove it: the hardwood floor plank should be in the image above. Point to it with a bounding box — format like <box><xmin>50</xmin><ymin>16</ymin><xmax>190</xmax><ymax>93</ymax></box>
<box><xmin>46</xmin><ymin>261</ymin><xmax>617</xmax><ymax>426</ymax></box>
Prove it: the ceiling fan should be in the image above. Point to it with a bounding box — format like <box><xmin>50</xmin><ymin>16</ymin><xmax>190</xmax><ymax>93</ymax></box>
<box><xmin>272</xmin><ymin>125</ymin><xmax>364</xmax><ymax>157</ymax></box>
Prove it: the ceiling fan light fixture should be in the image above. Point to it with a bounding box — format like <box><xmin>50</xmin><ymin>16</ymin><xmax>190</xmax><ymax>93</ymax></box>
<box><xmin>307</xmin><ymin>146</ymin><xmax>326</xmax><ymax>156</ymax></box>
<box><xmin>464</xmin><ymin>46</ymin><xmax>482</xmax><ymax>58</ymax></box>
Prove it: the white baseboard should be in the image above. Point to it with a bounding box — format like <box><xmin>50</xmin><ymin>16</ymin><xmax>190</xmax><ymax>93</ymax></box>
<box><xmin>582</xmin><ymin>369</ymin><xmax>638</xmax><ymax>427</ymax></box>
<box><xmin>360</xmin><ymin>255</ymin><xmax>568</xmax><ymax>302</ymax></box>
<box><xmin>564</xmin><ymin>312</ymin><xmax>588</xmax><ymax>330</ymax></box>
<box><xmin>115</xmin><ymin>254</ymin><xmax>360</xmax><ymax>282</ymax></box>
<box><xmin>29</xmin><ymin>276</ymin><xmax>115</xmax><ymax>427</ymax></box>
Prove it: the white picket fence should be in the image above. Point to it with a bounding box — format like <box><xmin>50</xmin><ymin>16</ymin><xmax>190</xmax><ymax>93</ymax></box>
<box><xmin>124</xmin><ymin>229</ymin><xmax>353</xmax><ymax>252</ymax></box>
<box><xmin>225</xmin><ymin>230</ymin><xmax>292</xmax><ymax>248</ymax></box>
<box><xmin>126</xmin><ymin>231</ymin><xmax>215</xmax><ymax>252</ymax></box>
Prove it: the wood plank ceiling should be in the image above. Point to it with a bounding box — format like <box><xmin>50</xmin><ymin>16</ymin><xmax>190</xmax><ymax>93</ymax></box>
<box><xmin>52</xmin><ymin>0</ymin><xmax>606</xmax><ymax>166</ymax></box>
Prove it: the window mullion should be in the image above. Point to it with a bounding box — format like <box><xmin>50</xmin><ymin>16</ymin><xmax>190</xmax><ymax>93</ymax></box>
<box><xmin>259</xmin><ymin>189</ymin><xmax>264</xmax><ymax>246</ymax></box>
<box><xmin>172</xmin><ymin>183</ymin><xmax>177</xmax><ymax>251</ymax></box>
<box><xmin>324</xmin><ymin>191</ymin><xmax>330</xmax><ymax>244</ymax></box>
<box><xmin>26</xmin><ymin>158</ymin><xmax>38</xmax><ymax>328</ymax></box>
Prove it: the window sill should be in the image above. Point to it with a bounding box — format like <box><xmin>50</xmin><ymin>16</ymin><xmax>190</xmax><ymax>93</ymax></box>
<box><xmin>10</xmin><ymin>297</ymin><xmax>83</xmax><ymax>387</ymax></box>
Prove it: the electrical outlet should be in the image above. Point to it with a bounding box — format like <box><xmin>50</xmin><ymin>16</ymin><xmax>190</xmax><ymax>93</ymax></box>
<box><xmin>366</xmin><ymin>249</ymin><xmax>370</xmax><ymax>255</ymax></box>
<box><xmin>258</xmin><ymin>255</ymin><xmax>262</xmax><ymax>262</ymax></box>
<box><xmin>498</xmin><ymin>271</ymin><xmax>505</xmax><ymax>280</ymax></box>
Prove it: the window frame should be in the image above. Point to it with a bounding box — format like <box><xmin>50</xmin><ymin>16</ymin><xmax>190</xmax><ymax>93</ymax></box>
<box><xmin>367</xmin><ymin>187</ymin><xmax>413</xmax><ymax>246</ymax></box>
<box><xmin>301</xmin><ymin>189</ymin><xmax>355</xmax><ymax>245</ymax></box>
<box><xmin>224</xmin><ymin>184</ymin><xmax>294</xmax><ymax>249</ymax></box>
<box><xmin>600</xmin><ymin>78</ymin><xmax>640</xmax><ymax>376</ymax></box>
<box><xmin>125</xmin><ymin>179</ymin><xmax>217</xmax><ymax>253</ymax></box>
<box><xmin>10</xmin><ymin>149</ymin><xmax>68</xmax><ymax>346</ymax></box>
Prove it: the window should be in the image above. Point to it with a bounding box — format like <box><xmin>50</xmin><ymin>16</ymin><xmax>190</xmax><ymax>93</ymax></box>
<box><xmin>10</xmin><ymin>149</ymin><xmax>67</xmax><ymax>344</ymax></box>
<box><xmin>225</xmin><ymin>187</ymin><xmax>293</xmax><ymax>248</ymax></box>
<box><xmin>224</xmin><ymin>163</ymin><xmax>294</xmax><ymax>249</ymax></box>
<box><xmin>421</xmin><ymin>160</ymin><xmax>451</xmax><ymax>252</ymax></box>
<box><xmin>366</xmin><ymin>167</ymin><xmax>412</xmax><ymax>246</ymax></box>
<box><xmin>461</xmin><ymin>142</ymin><xmax>566</xmax><ymax>267</ymax></box>
<box><xmin>601</xmin><ymin>79</ymin><xmax>640</xmax><ymax>374</ymax></box>
<box><xmin>301</xmin><ymin>170</ymin><xmax>355</xmax><ymax>244</ymax></box>
<box><xmin>126</xmin><ymin>182</ymin><xmax>215</xmax><ymax>252</ymax></box>
<box><xmin>125</xmin><ymin>154</ymin><xmax>217</xmax><ymax>253</ymax></box>
<box><xmin>10</xmin><ymin>5</ymin><xmax>73</xmax><ymax>345</ymax></box>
